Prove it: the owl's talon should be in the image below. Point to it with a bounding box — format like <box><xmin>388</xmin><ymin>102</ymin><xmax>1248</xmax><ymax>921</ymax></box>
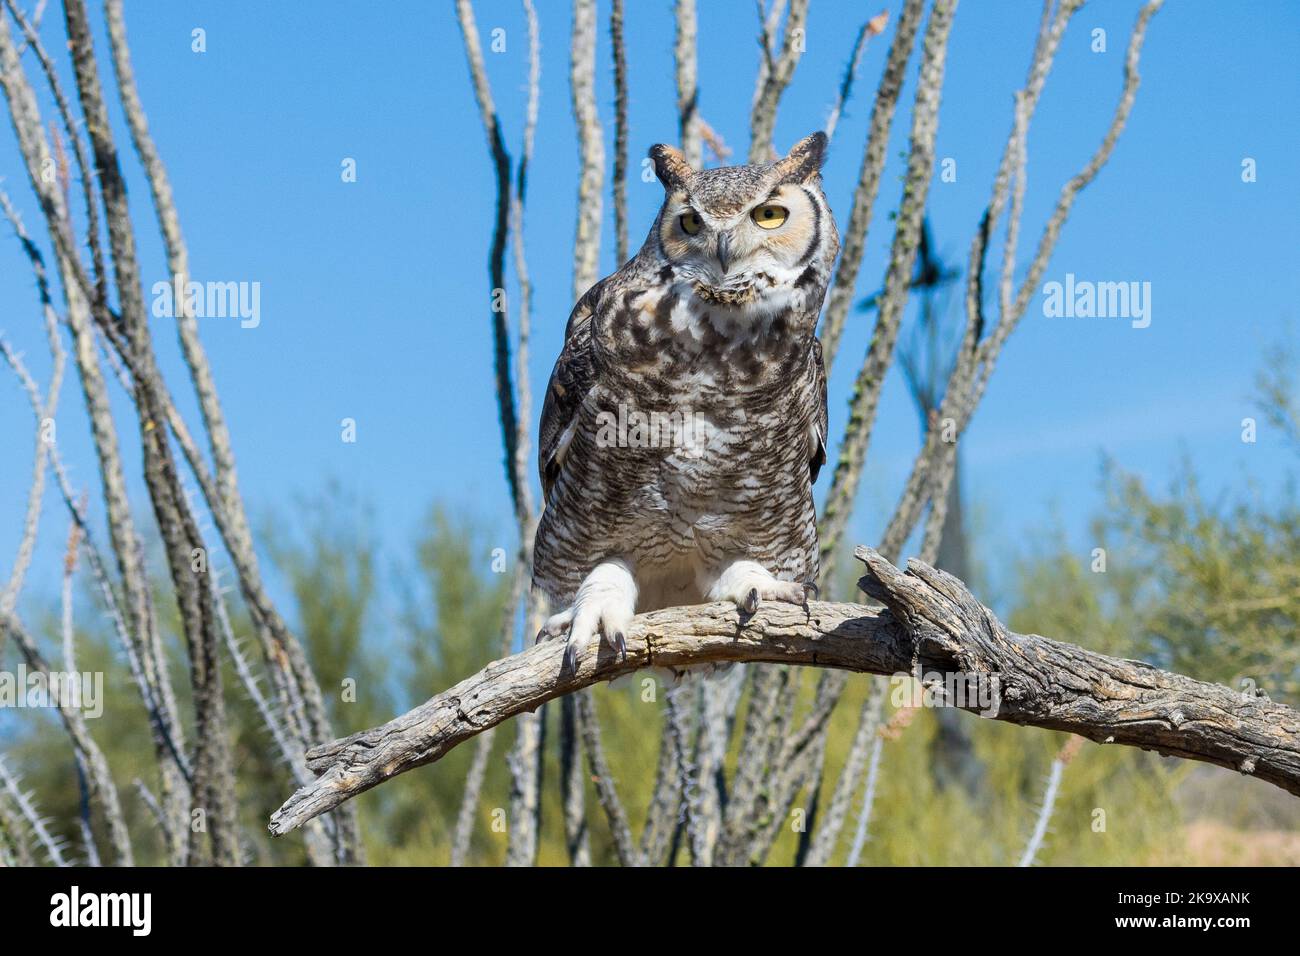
<box><xmin>538</xmin><ymin>608</ymin><xmax>575</xmax><ymax>643</ymax></box>
<box><xmin>802</xmin><ymin>581</ymin><xmax>819</xmax><ymax>604</ymax></box>
<box><xmin>709</xmin><ymin>559</ymin><xmax>812</xmax><ymax>616</ymax></box>
<box><xmin>548</xmin><ymin>559</ymin><xmax>637</xmax><ymax>672</ymax></box>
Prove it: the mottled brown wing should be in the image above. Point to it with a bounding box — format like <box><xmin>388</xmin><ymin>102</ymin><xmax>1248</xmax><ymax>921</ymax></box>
<box><xmin>538</xmin><ymin>285</ymin><xmax>603</xmax><ymax>501</ymax></box>
<box><xmin>810</xmin><ymin>336</ymin><xmax>829</xmax><ymax>484</ymax></box>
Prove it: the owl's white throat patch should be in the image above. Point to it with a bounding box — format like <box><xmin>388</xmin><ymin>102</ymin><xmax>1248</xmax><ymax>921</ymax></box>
<box><xmin>676</xmin><ymin>277</ymin><xmax>794</xmax><ymax>341</ymax></box>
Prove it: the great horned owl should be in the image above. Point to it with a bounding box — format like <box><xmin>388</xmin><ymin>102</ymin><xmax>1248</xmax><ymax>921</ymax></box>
<box><xmin>533</xmin><ymin>132</ymin><xmax>838</xmax><ymax>670</ymax></box>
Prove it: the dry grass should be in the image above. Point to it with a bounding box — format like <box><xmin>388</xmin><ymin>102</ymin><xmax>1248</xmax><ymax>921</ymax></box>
<box><xmin>1163</xmin><ymin>821</ymin><xmax>1300</xmax><ymax>866</ymax></box>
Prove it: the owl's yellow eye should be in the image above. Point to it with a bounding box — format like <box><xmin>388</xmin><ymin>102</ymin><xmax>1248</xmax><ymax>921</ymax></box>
<box><xmin>679</xmin><ymin>211</ymin><xmax>702</xmax><ymax>236</ymax></box>
<box><xmin>751</xmin><ymin>204</ymin><xmax>789</xmax><ymax>229</ymax></box>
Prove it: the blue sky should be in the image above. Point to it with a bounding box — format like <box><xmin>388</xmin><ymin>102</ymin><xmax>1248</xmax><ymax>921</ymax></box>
<box><xmin>0</xmin><ymin>0</ymin><xmax>1296</xmax><ymax>620</ymax></box>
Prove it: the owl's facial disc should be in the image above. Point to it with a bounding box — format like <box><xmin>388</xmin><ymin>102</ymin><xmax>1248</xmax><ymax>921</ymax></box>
<box><xmin>660</xmin><ymin>184</ymin><xmax>819</xmax><ymax>310</ymax></box>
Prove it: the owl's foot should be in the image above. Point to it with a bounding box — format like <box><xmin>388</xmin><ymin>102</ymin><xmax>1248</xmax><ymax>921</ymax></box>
<box><xmin>707</xmin><ymin>559</ymin><xmax>815</xmax><ymax>615</ymax></box>
<box><xmin>536</xmin><ymin>559</ymin><xmax>638</xmax><ymax>672</ymax></box>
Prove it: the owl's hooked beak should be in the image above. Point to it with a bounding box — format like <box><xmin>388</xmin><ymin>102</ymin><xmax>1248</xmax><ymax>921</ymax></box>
<box><xmin>716</xmin><ymin>233</ymin><xmax>733</xmax><ymax>276</ymax></box>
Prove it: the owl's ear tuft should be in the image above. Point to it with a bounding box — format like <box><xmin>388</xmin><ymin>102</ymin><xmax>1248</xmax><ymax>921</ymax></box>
<box><xmin>649</xmin><ymin>143</ymin><xmax>694</xmax><ymax>190</ymax></box>
<box><xmin>776</xmin><ymin>131</ymin><xmax>828</xmax><ymax>183</ymax></box>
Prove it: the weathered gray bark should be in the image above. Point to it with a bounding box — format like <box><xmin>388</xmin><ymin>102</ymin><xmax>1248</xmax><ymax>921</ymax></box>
<box><xmin>817</xmin><ymin>0</ymin><xmax>925</xmax><ymax>373</ymax></box>
<box><xmin>672</xmin><ymin>0</ymin><xmax>701</xmax><ymax>168</ymax></box>
<box><xmin>569</xmin><ymin>0</ymin><xmax>604</xmax><ymax>301</ymax></box>
<box><xmin>747</xmin><ymin>0</ymin><xmax>809</xmax><ymax>163</ymax></box>
<box><xmin>0</xmin><ymin>612</ymin><xmax>134</xmax><ymax>866</ymax></box>
<box><xmin>610</xmin><ymin>0</ymin><xmax>629</xmax><ymax>263</ymax></box>
<box><xmin>0</xmin><ymin>11</ymin><xmax>194</xmax><ymax>862</ymax></box>
<box><xmin>270</xmin><ymin>548</ymin><xmax>1299</xmax><ymax>837</ymax></box>
<box><xmin>63</xmin><ymin>0</ymin><xmax>241</xmax><ymax>866</ymax></box>
<box><xmin>637</xmin><ymin>716</ymin><xmax>683</xmax><ymax>865</ymax></box>
<box><xmin>453</xmin><ymin>0</ymin><xmax>546</xmax><ymax>866</ymax></box>
<box><xmin>817</xmin><ymin>0</ymin><xmax>957</xmax><ymax>588</ymax></box>
<box><xmin>104</xmin><ymin>0</ymin><xmax>355</xmax><ymax>865</ymax></box>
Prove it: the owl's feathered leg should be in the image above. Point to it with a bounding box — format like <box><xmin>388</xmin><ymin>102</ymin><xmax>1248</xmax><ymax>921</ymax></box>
<box><xmin>537</xmin><ymin>558</ymin><xmax>638</xmax><ymax>672</ymax></box>
<box><xmin>704</xmin><ymin>559</ymin><xmax>815</xmax><ymax>615</ymax></box>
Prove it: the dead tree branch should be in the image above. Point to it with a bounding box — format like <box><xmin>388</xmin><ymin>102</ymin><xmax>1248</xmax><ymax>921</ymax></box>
<box><xmin>817</xmin><ymin>0</ymin><xmax>923</xmax><ymax>374</ymax></box>
<box><xmin>453</xmin><ymin>0</ymin><xmax>550</xmax><ymax>866</ymax></box>
<box><xmin>610</xmin><ymin>0</ymin><xmax>629</xmax><ymax>263</ymax></box>
<box><xmin>454</xmin><ymin>0</ymin><xmax>523</xmax><ymax>516</ymax></box>
<box><xmin>0</xmin><ymin>611</ymin><xmax>134</xmax><ymax>866</ymax></box>
<box><xmin>822</xmin><ymin>11</ymin><xmax>889</xmax><ymax>146</ymax></box>
<box><xmin>575</xmin><ymin>689</ymin><xmax>640</xmax><ymax>866</ymax></box>
<box><xmin>0</xmin><ymin>756</ymin><xmax>67</xmax><ymax>866</ymax></box>
<box><xmin>818</xmin><ymin>0</ymin><xmax>957</xmax><ymax>585</ymax></box>
<box><xmin>748</xmin><ymin>0</ymin><xmax>808</xmax><ymax>163</ymax></box>
<box><xmin>102</xmin><ymin>0</ymin><xmax>353</xmax><ymax>865</ymax></box>
<box><xmin>62</xmin><ymin>0</ymin><xmax>243</xmax><ymax>865</ymax></box>
<box><xmin>637</xmin><ymin>716</ymin><xmax>683</xmax><ymax>864</ymax></box>
<box><xmin>675</xmin><ymin>18</ymin><xmax>729</xmax><ymax>163</ymax></box>
<box><xmin>0</xmin><ymin>275</ymin><xmax>62</xmax><ymax>617</ymax></box>
<box><xmin>569</xmin><ymin>0</ymin><xmax>605</xmax><ymax>301</ymax></box>
<box><xmin>270</xmin><ymin>548</ymin><xmax>1300</xmax><ymax>836</ymax></box>
<box><xmin>0</xmin><ymin>22</ymin><xmax>194</xmax><ymax>846</ymax></box>
<box><xmin>673</xmin><ymin>0</ymin><xmax>701</xmax><ymax>168</ymax></box>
